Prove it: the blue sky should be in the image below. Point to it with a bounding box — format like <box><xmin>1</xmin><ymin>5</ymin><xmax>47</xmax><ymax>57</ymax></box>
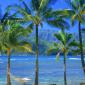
<box><xmin>0</xmin><ymin>0</ymin><xmax>78</xmax><ymax>33</ymax></box>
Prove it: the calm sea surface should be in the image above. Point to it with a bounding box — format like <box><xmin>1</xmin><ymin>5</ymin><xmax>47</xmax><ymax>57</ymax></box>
<box><xmin>0</xmin><ymin>55</ymin><xmax>85</xmax><ymax>85</ymax></box>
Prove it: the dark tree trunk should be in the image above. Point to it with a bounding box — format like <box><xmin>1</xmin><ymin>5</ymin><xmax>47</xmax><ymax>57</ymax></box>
<box><xmin>7</xmin><ymin>48</ymin><xmax>11</xmax><ymax>85</ymax></box>
<box><xmin>64</xmin><ymin>53</ymin><xmax>67</xmax><ymax>85</ymax></box>
<box><xmin>34</xmin><ymin>24</ymin><xmax>39</xmax><ymax>85</ymax></box>
<box><xmin>78</xmin><ymin>21</ymin><xmax>85</xmax><ymax>74</ymax></box>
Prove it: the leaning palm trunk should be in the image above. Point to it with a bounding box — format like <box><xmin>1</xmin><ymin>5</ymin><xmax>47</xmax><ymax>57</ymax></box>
<box><xmin>35</xmin><ymin>25</ymin><xmax>39</xmax><ymax>85</ymax></box>
<box><xmin>7</xmin><ymin>48</ymin><xmax>11</xmax><ymax>85</ymax></box>
<box><xmin>78</xmin><ymin>21</ymin><xmax>85</xmax><ymax>74</ymax></box>
<box><xmin>64</xmin><ymin>53</ymin><xmax>67</xmax><ymax>85</ymax></box>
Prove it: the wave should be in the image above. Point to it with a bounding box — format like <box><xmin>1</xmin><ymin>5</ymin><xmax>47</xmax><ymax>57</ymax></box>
<box><xmin>69</xmin><ymin>58</ymin><xmax>85</xmax><ymax>60</ymax></box>
<box><xmin>11</xmin><ymin>75</ymin><xmax>31</xmax><ymax>83</ymax></box>
<box><xmin>22</xmin><ymin>78</ymin><xmax>31</xmax><ymax>81</ymax></box>
<box><xmin>11</xmin><ymin>58</ymin><xmax>32</xmax><ymax>61</ymax></box>
<box><xmin>0</xmin><ymin>56</ymin><xmax>85</xmax><ymax>61</ymax></box>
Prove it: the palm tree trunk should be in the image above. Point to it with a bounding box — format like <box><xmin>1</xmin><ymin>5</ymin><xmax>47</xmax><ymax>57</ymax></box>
<box><xmin>64</xmin><ymin>53</ymin><xmax>67</xmax><ymax>85</ymax></box>
<box><xmin>34</xmin><ymin>24</ymin><xmax>39</xmax><ymax>85</ymax></box>
<box><xmin>7</xmin><ymin>48</ymin><xmax>11</xmax><ymax>85</ymax></box>
<box><xmin>78</xmin><ymin>21</ymin><xmax>85</xmax><ymax>74</ymax></box>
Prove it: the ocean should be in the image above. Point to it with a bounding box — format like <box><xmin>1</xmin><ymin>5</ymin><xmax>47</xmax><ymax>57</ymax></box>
<box><xmin>0</xmin><ymin>55</ymin><xmax>85</xmax><ymax>85</ymax></box>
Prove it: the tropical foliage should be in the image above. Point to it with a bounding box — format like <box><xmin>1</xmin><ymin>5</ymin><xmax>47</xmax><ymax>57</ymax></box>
<box><xmin>0</xmin><ymin>19</ymin><xmax>32</xmax><ymax>85</ymax></box>
<box><xmin>61</xmin><ymin>0</ymin><xmax>85</xmax><ymax>74</ymax></box>
<box><xmin>0</xmin><ymin>0</ymin><xmax>85</xmax><ymax>85</ymax></box>
<box><xmin>7</xmin><ymin>0</ymin><xmax>70</xmax><ymax>85</ymax></box>
<box><xmin>48</xmin><ymin>30</ymin><xmax>79</xmax><ymax>85</ymax></box>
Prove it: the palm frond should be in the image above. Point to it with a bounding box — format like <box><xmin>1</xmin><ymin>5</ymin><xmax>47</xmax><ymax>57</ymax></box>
<box><xmin>54</xmin><ymin>33</ymin><xmax>66</xmax><ymax>46</ymax></box>
<box><xmin>66</xmin><ymin>33</ymin><xmax>72</xmax><ymax>41</ymax></box>
<box><xmin>54</xmin><ymin>33</ymin><xmax>63</xmax><ymax>42</ymax></box>
<box><xmin>1</xmin><ymin>21</ymin><xmax>33</xmax><ymax>54</ymax></box>
<box><xmin>68</xmin><ymin>40</ymin><xmax>79</xmax><ymax>47</ymax></box>
<box><xmin>52</xmin><ymin>9</ymin><xmax>75</xmax><ymax>18</ymax></box>
<box><xmin>20</xmin><ymin>0</ymin><xmax>31</xmax><ymax>14</ymax></box>
<box><xmin>13</xmin><ymin>45</ymin><xmax>32</xmax><ymax>53</ymax></box>
<box><xmin>31</xmin><ymin>0</ymin><xmax>40</xmax><ymax>11</ymax></box>
<box><xmin>78</xmin><ymin>14</ymin><xmax>84</xmax><ymax>23</ymax></box>
<box><xmin>47</xmin><ymin>18</ymin><xmax>69</xmax><ymax>29</ymax></box>
<box><xmin>65</xmin><ymin>0</ymin><xmax>78</xmax><ymax>10</ymax></box>
<box><xmin>47</xmin><ymin>47</ymin><xmax>58</xmax><ymax>55</ymax></box>
<box><xmin>82</xmin><ymin>4</ymin><xmax>85</xmax><ymax>12</ymax></box>
<box><xmin>81</xmin><ymin>10</ymin><xmax>85</xmax><ymax>14</ymax></box>
<box><xmin>26</xmin><ymin>23</ymin><xmax>34</xmax><ymax>33</ymax></box>
<box><xmin>7</xmin><ymin>5</ymin><xmax>32</xmax><ymax>21</ymax></box>
<box><xmin>71</xmin><ymin>14</ymin><xmax>77</xmax><ymax>26</ymax></box>
<box><xmin>39</xmin><ymin>0</ymin><xmax>49</xmax><ymax>11</ymax></box>
<box><xmin>54</xmin><ymin>42</ymin><xmax>58</xmax><ymax>47</ymax></box>
<box><xmin>59</xmin><ymin>30</ymin><xmax>66</xmax><ymax>45</ymax></box>
<box><xmin>78</xmin><ymin>0</ymin><xmax>85</xmax><ymax>7</ymax></box>
<box><xmin>15</xmin><ymin>41</ymin><xmax>32</xmax><ymax>53</ymax></box>
<box><xmin>70</xmin><ymin>49</ymin><xmax>80</xmax><ymax>55</ymax></box>
<box><xmin>1</xmin><ymin>12</ymin><xmax>8</xmax><ymax>23</ymax></box>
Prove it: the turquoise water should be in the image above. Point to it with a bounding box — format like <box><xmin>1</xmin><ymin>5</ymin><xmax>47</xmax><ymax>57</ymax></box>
<box><xmin>0</xmin><ymin>55</ymin><xmax>85</xmax><ymax>85</ymax></box>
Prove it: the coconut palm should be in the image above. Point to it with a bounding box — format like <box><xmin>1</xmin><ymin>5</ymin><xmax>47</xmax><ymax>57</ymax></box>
<box><xmin>63</xmin><ymin>0</ymin><xmax>85</xmax><ymax>74</ymax></box>
<box><xmin>48</xmin><ymin>30</ymin><xmax>79</xmax><ymax>85</ymax></box>
<box><xmin>7</xmin><ymin>0</ymin><xmax>70</xmax><ymax>84</ymax></box>
<box><xmin>0</xmin><ymin>22</ymin><xmax>32</xmax><ymax>85</ymax></box>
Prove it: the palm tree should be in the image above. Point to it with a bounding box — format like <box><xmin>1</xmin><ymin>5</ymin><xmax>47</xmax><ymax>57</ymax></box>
<box><xmin>7</xmin><ymin>0</ymin><xmax>70</xmax><ymax>85</ymax></box>
<box><xmin>1</xmin><ymin>22</ymin><xmax>32</xmax><ymax>85</ymax></box>
<box><xmin>48</xmin><ymin>30</ymin><xmax>79</xmax><ymax>85</ymax></box>
<box><xmin>63</xmin><ymin>0</ymin><xmax>85</xmax><ymax>74</ymax></box>
<box><xmin>0</xmin><ymin>12</ymin><xmax>11</xmax><ymax>80</ymax></box>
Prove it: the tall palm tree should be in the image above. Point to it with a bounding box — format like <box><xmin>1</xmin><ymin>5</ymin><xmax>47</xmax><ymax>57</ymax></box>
<box><xmin>0</xmin><ymin>22</ymin><xmax>32</xmax><ymax>85</ymax></box>
<box><xmin>63</xmin><ymin>0</ymin><xmax>85</xmax><ymax>74</ymax></box>
<box><xmin>48</xmin><ymin>30</ymin><xmax>79</xmax><ymax>85</ymax></box>
<box><xmin>7</xmin><ymin>0</ymin><xmax>70</xmax><ymax>85</ymax></box>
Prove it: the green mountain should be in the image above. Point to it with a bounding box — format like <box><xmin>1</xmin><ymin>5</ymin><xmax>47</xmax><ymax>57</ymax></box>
<box><xmin>28</xmin><ymin>29</ymin><xmax>85</xmax><ymax>55</ymax></box>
